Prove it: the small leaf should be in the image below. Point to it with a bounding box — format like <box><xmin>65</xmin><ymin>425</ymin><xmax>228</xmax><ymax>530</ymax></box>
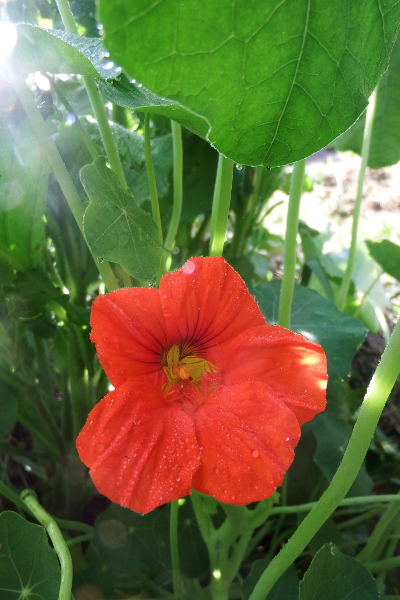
<box><xmin>300</xmin><ymin>543</ymin><xmax>378</xmax><ymax>600</ymax></box>
<box><xmin>241</xmin><ymin>559</ymin><xmax>299</xmax><ymax>600</ymax></box>
<box><xmin>251</xmin><ymin>281</ymin><xmax>367</xmax><ymax>379</ymax></box>
<box><xmin>81</xmin><ymin>156</ymin><xmax>166</xmax><ymax>280</ymax></box>
<box><xmin>0</xmin><ymin>511</ymin><xmax>61</xmax><ymax>600</ymax></box>
<box><xmin>366</xmin><ymin>239</ymin><xmax>400</xmax><ymax>281</ymax></box>
<box><xmin>13</xmin><ymin>24</ymin><xmax>120</xmax><ymax>79</ymax></box>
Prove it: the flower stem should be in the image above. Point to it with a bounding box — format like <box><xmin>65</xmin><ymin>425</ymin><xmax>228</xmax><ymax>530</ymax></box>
<box><xmin>54</xmin><ymin>0</ymin><xmax>128</xmax><ymax>189</ymax></box>
<box><xmin>209</xmin><ymin>155</ymin><xmax>234</xmax><ymax>257</ymax></box>
<box><xmin>144</xmin><ymin>113</ymin><xmax>163</xmax><ymax>244</ymax></box>
<box><xmin>170</xmin><ymin>500</ymin><xmax>183</xmax><ymax>599</ymax></box>
<box><xmin>336</xmin><ymin>88</ymin><xmax>377</xmax><ymax>311</ymax></box>
<box><xmin>248</xmin><ymin>316</ymin><xmax>400</xmax><ymax>600</ymax></box>
<box><xmin>21</xmin><ymin>490</ymin><xmax>73</xmax><ymax>600</ymax></box>
<box><xmin>164</xmin><ymin>120</ymin><xmax>183</xmax><ymax>253</ymax></box>
<box><xmin>278</xmin><ymin>158</ymin><xmax>306</xmax><ymax>329</ymax></box>
<box><xmin>8</xmin><ymin>68</ymin><xmax>119</xmax><ymax>292</ymax></box>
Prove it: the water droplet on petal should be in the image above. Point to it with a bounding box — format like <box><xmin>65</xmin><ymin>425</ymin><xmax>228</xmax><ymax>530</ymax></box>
<box><xmin>213</xmin><ymin>467</ymin><xmax>219</xmax><ymax>474</ymax></box>
<box><xmin>251</xmin><ymin>449</ymin><xmax>259</xmax><ymax>458</ymax></box>
<box><xmin>96</xmin><ymin>443</ymin><xmax>104</xmax><ymax>452</ymax></box>
<box><xmin>231</xmin><ymin>495</ymin><xmax>235</xmax><ymax>501</ymax></box>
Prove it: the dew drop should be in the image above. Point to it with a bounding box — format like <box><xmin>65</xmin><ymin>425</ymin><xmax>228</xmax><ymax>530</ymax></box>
<box><xmin>96</xmin><ymin>257</ymin><xmax>104</xmax><ymax>263</ymax></box>
<box><xmin>251</xmin><ymin>449</ymin><xmax>259</xmax><ymax>458</ymax></box>
<box><xmin>213</xmin><ymin>467</ymin><xmax>219</xmax><ymax>474</ymax></box>
<box><xmin>104</xmin><ymin>60</ymin><xmax>114</xmax><ymax>70</ymax></box>
<box><xmin>96</xmin><ymin>443</ymin><xmax>105</xmax><ymax>452</ymax></box>
<box><xmin>235</xmin><ymin>163</ymin><xmax>243</xmax><ymax>170</ymax></box>
<box><xmin>231</xmin><ymin>495</ymin><xmax>235</xmax><ymax>501</ymax></box>
<box><xmin>286</xmin><ymin>437</ymin><xmax>290</xmax><ymax>442</ymax></box>
<box><xmin>137</xmin><ymin>82</ymin><xmax>143</xmax><ymax>88</ymax></box>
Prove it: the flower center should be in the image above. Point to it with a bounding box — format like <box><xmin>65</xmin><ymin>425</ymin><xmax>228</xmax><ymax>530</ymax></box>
<box><xmin>162</xmin><ymin>345</ymin><xmax>218</xmax><ymax>394</ymax></box>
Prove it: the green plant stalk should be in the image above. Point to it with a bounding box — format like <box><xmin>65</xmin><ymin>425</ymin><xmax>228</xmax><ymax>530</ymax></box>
<box><xmin>164</xmin><ymin>120</ymin><xmax>183</xmax><ymax>253</ymax></box>
<box><xmin>278</xmin><ymin>158</ymin><xmax>306</xmax><ymax>329</ymax></box>
<box><xmin>376</xmin><ymin>515</ymin><xmax>400</xmax><ymax>588</ymax></box>
<box><xmin>209</xmin><ymin>155</ymin><xmax>234</xmax><ymax>257</ymax></box>
<box><xmin>170</xmin><ymin>500</ymin><xmax>183</xmax><ymax>599</ymax></box>
<box><xmin>21</xmin><ymin>490</ymin><xmax>73</xmax><ymax>600</ymax></box>
<box><xmin>337</xmin><ymin>88</ymin><xmax>377</xmax><ymax>311</ymax></box>
<box><xmin>0</xmin><ymin>481</ymin><xmax>32</xmax><ymax>515</ymax></box>
<box><xmin>357</xmin><ymin>494</ymin><xmax>400</xmax><ymax>562</ymax></box>
<box><xmin>144</xmin><ymin>113</ymin><xmax>163</xmax><ymax>244</ymax></box>
<box><xmin>248</xmin><ymin>315</ymin><xmax>400</xmax><ymax>600</ymax></box>
<box><xmin>48</xmin><ymin>75</ymin><xmax>99</xmax><ymax>161</ymax></box>
<box><xmin>268</xmin><ymin>494</ymin><xmax>400</xmax><ymax>515</ymax></box>
<box><xmin>364</xmin><ymin>555</ymin><xmax>400</xmax><ymax>574</ymax></box>
<box><xmin>54</xmin><ymin>0</ymin><xmax>128</xmax><ymax>189</ymax></box>
<box><xmin>8</xmin><ymin>68</ymin><xmax>119</xmax><ymax>292</ymax></box>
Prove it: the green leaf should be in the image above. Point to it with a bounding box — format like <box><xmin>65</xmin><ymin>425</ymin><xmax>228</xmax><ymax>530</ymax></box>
<box><xmin>13</xmin><ymin>24</ymin><xmax>120</xmax><ymax>79</ymax></box>
<box><xmin>366</xmin><ymin>239</ymin><xmax>400</xmax><ymax>281</ymax></box>
<box><xmin>0</xmin><ymin>511</ymin><xmax>61</xmax><ymax>600</ymax></box>
<box><xmin>299</xmin><ymin>543</ymin><xmax>378</xmax><ymax>600</ymax></box>
<box><xmin>178</xmin><ymin>498</ymin><xmax>209</xmax><ymax>578</ymax></box>
<box><xmin>251</xmin><ymin>281</ymin><xmax>367</xmax><ymax>379</ymax></box>
<box><xmin>99</xmin><ymin>0</ymin><xmax>400</xmax><ymax>167</ymax></box>
<box><xmin>0</xmin><ymin>116</ymin><xmax>50</xmax><ymax>271</ymax></box>
<box><xmin>333</xmin><ymin>32</ymin><xmax>400</xmax><ymax>168</ymax></box>
<box><xmin>241</xmin><ymin>559</ymin><xmax>299</xmax><ymax>600</ymax></box>
<box><xmin>99</xmin><ymin>75</ymin><xmax>209</xmax><ymax>139</ymax></box>
<box><xmin>81</xmin><ymin>156</ymin><xmax>166</xmax><ymax>280</ymax></box>
<box><xmin>0</xmin><ymin>381</ymin><xmax>18</xmax><ymax>439</ymax></box>
<box><xmin>313</xmin><ymin>412</ymin><xmax>373</xmax><ymax>497</ymax></box>
<box><xmin>93</xmin><ymin>503</ymin><xmax>170</xmax><ymax>576</ymax></box>
<box><xmin>5</xmin><ymin>270</ymin><xmax>67</xmax><ymax>323</ymax></box>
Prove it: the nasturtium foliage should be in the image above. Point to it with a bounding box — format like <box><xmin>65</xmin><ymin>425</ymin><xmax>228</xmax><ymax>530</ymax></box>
<box><xmin>0</xmin><ymin>511</ymin><xmax>61</xmax><ymax>600</ymax></box>
<box><xmin>81</xmin><ymin>156</ymin><xmax>166</xmax><ymax>280</ymax></box>
<box><xmin>0</xmin><ymin>117</ymin><xmax>50</xmax><ymax>271</ymax></box>
<box><xmin>99</xmin><ymin>0</ymin><xmax>400</xmax><ymax>167</ymax></box>
<box><xmin>13</xmin><ymin>24</ymin><xmax>120</xmax><ymax>79</ymax></box>
<box><xmin>333</xmin><ymin>32</ymin><xmax>400</xmax><ymax>169</ymax></box>
<box><xmin>366</xmin><ymin>239</ymin><xmax>400</xmax><ymax>282</ymax></box>
<box><xmin>299</xmin><ymin>543</ymin><xmax>379</xmax><ymax>600</ymax></box>
<box><xmin>252</xmin><ymin>281</ymin><xmax>367</xmax><ymax>379</ymax></box>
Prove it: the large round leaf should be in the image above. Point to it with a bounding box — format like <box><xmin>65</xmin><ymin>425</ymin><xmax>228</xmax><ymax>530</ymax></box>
<box><xmin>99</xmin><ymin>0</ymin><xmax>400</xmax><ymax>167</ymax></box>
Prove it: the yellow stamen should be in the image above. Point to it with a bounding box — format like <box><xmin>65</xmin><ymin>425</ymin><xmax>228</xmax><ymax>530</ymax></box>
<box><xmin>162</xmin><ymin>345</ymin><xmax>218</xmax><ymax>393</ymax></box>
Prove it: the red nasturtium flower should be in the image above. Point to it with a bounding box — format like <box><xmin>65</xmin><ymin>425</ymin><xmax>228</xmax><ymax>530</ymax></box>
<box><xmin>76</xmin><ymin>257</ymin><xmax>327</xmax><ymax>514</ymax></box>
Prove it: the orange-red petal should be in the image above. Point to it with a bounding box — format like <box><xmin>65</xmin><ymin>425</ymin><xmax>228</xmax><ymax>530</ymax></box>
<box><xmin>76</xmin><ymin>382</ymin><xmax>201</xmax><ymax>514</ymax></box>
<box><xmin>159</xmin><ymin>257</ymin><xmax>266</xmax><ymax>351</ymax></box>
<box><xmin>214</xmin><ymin>325</ymin><xmax>327</xmax><ymax>425</ymax></box>
<box><xmin>90</xmin><ymin>288</ymin><xmax>167</xmax><ymax>387</ymax></box>
<box><xmin>191</xmin><ymin>382</ymin><xmax>301</xmax><ymax>504</ymax></box>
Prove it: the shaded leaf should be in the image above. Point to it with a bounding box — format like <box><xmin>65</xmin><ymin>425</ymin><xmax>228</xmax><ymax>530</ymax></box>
<box><xmin>0</xmin><ymin>511</ymin><xmax>60</xmax><ymax>600</ymax></box>
<box><xmin>251</xmin><ymin>281</ymin><xmax>367</xmax><ymax>379</ymax></box>
<box><xmin>13</xmin><ymin>24</ymin><xmax>120</xmax><ymax>79</ymax></box>
<box><xmin>333</xmin><ymin>32</ymin><xmax>400</xmax><ymax>168</ymax></box>
<box><xmin>81</xmin><ymin>156</ymin><xmax>166</xmax><ymax>280</ymax></box>
<box><xmin>5</xmin><ymin>270</ymin><xmax>67</xmax><ymax>323</ymax></box>
<box><xmin>300</xmin><ymin>543</ymin><xmax>378</xmax><ymax>600</ymax></box>
<box><xmin>99</xmin><ymin>0</ymin><xmax>400</xmax><ymax>167</ymax></box>
<box><xmin>366</xmin><ymin>239</ymin><xmax>400</xmax><ymax>281</ymax></box>
<box><xmin>178</xmin><ymin>498</ymin><xmax>209</xmax><ymax>578</ymax></box>
<box><xmin>241</xmin><ymin>559</ymin><xmax>299</xmax><ymax>600</ymax></box>
<box><xmin>0</xmin><ymin>381</ymin><xmax>18</xmax><ymax>439</ymax></box>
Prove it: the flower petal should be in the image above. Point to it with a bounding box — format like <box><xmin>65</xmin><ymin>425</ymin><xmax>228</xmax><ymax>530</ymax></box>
<box><xmin>215</xmin><ymin>325</ymin><xmax>327</xmax><ymax>425</ymax></box>
<box><xmin>76</xmin><ymin>383</ymin><xmax>201</xmax><ymax>514</ymax></box>
<box><xmin>90</xmin><ymin>288</ymin><xmax>167</xmax><ymax>387</ymax></box>
<box><xmin>159</xmin><ymin>257</ymin><xmax>266</xmax><ymax>351</ymax></box>
<box><xmin>191</xmin><ymin>382</ymin><xmax>300</xmax><ymax>505</ymax></box>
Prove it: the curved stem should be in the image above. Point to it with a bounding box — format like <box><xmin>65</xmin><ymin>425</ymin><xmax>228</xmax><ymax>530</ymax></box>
<box><xmin>54</xmin><ymin>0</ymin><xmax>128</xmax><ymax>189</ymax></box>
<box><xmin>144</xmin><ymin>113</ymin><xmax>163</xmax><ymax>244</ymax></box>
<box><xmin>278</xmin><ymin>158</ymin><xmax>306</xmax><ymax>329</ymax></box>
<box><xmin>21</xmin><ymin>490</ymin><xmax>73</xmax><ymax>600</ymax></box>
<box><xmin>248</xmin><ymin>316</ymin><xmax>400</xmax><ymax>600</ymax></box>
<box><xmin>337</xmin><ymin>88</ymin><xmax>377</xmax><ymax>311</ymax></box>
<box><xmin>209</xmin><ymin>155</ymin><xmax>234</xmax><ymax>257</ymax></box>
<box><xmin>164</xmin><ymin>120</ymin><xmax>183</xmax><ymax>253</ymax></box>
<box><xmin>170</xmin><ymin>500</ymin><xmax>183</xmax><ymax>599</ymax></box>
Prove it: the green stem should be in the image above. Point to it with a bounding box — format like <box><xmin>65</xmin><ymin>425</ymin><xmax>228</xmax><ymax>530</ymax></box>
<box><xmin>8</xmin><ymin>68</ymin><xmax>119</xmax><ymax>292</ymax></box>
<box><xmin>268</xmin><ymin>494</ymin><xmax>400</xmax><ymax>515</ymax></box>
<box><xmin>209</xmin><ymin>155</ymin><xmax>234</xmax><ymax>257</ymax></box>
<box><xmin>54</xmin><ymin>0</ymin><xmax>128</xmax><ymax>189</ymax></box>
<box><xmin>248</xmin><ymin>316</ymin><xmax>400</xmax><ymax>600</ymax></box>
<box><xmin>48</xmin><ymin>75</ymin><xmax>99</xmax><ymax>161</ymax></box>
<box><xmin>66</xmin><ymin>532</ymin><xmax>92</xmax><ymax>546</ymax></box>
<box><xmin>278</xmin><ymin>158</ymin><xmax>306</xmax><ymax>329</ymax></box>
<box><xmin>164</xmin><ymin>120</ymin><xmax>183</xmax><ymax>253</ymax></box>
<box><xmin>21</xmin><ymin>490</ymin><xmax>73</xmax><ymax>600</ymax></box>
<box><xmin>364</xmin><ymin>555</ymin><xmax>400</xmax><ymax>574</ymax></box>
<box><xmin>0</xmin><ymin>481</ymin><xmax>32</xmax><ymax>514</ymax></box>
<box><xmin>170</xmin><ymin>501</ymin><xmax>183</xmax><ymax>599</ymax></box>
<box><xmin>144</xmin><ymin>113</ymin><xmax>163</xmax><ymax>244</ymax></box>
<box><xmin>336</xmin><ymin>88</ymin><xmax>377</xmax><ymax>311</ymax></box>
<box><xmin>357</xmin><ymin>494</ymin><xmax>400</xmax><ymax>562</ymax></box>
